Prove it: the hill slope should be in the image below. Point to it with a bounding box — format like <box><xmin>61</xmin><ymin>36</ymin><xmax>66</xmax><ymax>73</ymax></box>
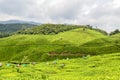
<box><xmin>0</xmin><ymin>28</ymin><xmax>106</xmax><ymax>61</ymax></box>
<box><xmin>1</xmin><ymin>53</ymin><xmax>120</xmax><ymax>79</ymax></box>
<box><xmin>76</xmin><ymin>33</ymin><xmax>120</xmax><ymax>54</ymax></box>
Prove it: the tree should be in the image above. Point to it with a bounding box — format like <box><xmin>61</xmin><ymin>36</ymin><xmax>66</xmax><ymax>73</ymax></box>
<box><xmin>110</xmin><ymin>29</ymin><xmax>120</xmax><ymax>35</ymax></box>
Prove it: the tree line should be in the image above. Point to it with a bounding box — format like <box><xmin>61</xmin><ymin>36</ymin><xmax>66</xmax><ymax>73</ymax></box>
<box><xmin>16</xmin><ymin>24</ymin><xmax>108</xmax><ymax>35</ymax></box>
<box><xmin>0</xmin><ymin>32</ymin><xmax>10</xmax><ymax>38</ymax></box>
<box><xmin>0</xmin><ymin>24</ymin><xmax>120</xmax><ymax>38</ymax></box>
<box><xmin>110</xmin><ymin>29</ymin><xmax>120</xmax><ymax>35</ymax></box>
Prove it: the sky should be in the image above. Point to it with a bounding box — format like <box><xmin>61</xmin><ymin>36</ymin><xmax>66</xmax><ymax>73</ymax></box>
<box><xmin>0</xmin><ymin>0</ymin><xmax>120</xmax><ymax>32</ymax></box>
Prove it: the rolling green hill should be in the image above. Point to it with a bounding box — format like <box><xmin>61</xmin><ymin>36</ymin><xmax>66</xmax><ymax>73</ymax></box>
<box><xmin>0</xmin><ymin>28</ymin><xmax>106</xmax><ymax>61</ymax></box>
<box><xmin>77</xmin><ymin>33</ymin><xmax>120</xmax><ymax>54</ymax></box>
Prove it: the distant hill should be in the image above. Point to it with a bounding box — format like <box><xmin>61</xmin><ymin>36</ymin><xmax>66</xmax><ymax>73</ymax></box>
<box><xmin>0</xmin><ymin>20</ymin><xmax>40</xmax><ymax>34</ymax></box>
<box><xmin>0</xmin><ymin>23</ymin><xmax>36</xmax><ymax>33</ymax></box>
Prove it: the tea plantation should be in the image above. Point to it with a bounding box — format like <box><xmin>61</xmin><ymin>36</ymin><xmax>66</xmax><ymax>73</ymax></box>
<box><xmin>0</xmin><ymin>28</ymin><xmax>106</xmax><ymax>61</ymax></box>
<box><xmin>0</xmin><ymin>53</ymin><xmax>120</xmax><ymax>80</ymax></box>
<box><xmin>0</xmin><ymin>24</ymin><xmax>120</xmax><ymax>80</ymax></box>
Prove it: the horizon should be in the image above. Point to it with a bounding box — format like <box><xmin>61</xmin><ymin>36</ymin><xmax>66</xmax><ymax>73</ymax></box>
<box><xmin>0</xmin><ymin>19</ymin><xmax>118</xmax><ymax>33</ymax></box>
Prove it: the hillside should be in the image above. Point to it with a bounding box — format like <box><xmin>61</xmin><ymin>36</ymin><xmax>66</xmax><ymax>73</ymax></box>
<box><xmin>1</xmin><ymin>53</ymin><xmax>120</xmax><ymax>79</ymax></box>
<box><xmin>77</xmin><ymin>33</ymin><xmax>120</xmax><ymax>54</ymax></box>
<box><xmin>0</xmin><ymin>28</ymin><xmax>106</xmax><ymax>61</ymax></box>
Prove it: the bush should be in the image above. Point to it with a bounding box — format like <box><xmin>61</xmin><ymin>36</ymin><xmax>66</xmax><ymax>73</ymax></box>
<box><xmin>110</xmin><ymin>29</ymin><xmax>120</xmax><ymax>35</ymax></box>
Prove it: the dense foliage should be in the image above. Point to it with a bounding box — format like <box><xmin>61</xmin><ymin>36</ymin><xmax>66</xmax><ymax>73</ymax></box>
<box><xmin>110</xmin><ymin>29</ymin><xmax>120</xmax><ymax>35</ymax></box>
<box><xmin>86</xmin><ymin>25</ymin><xmax>108</xmax><ymax>35</ymax></box>
<box><xmin>17</xmin><ymin>24</ymin><xmax>82</xmax><ymax>35</ymax></box>
<box><xmin>17</xmin><ymin>24</ymin><xmax>108</xmax><ymax>35</ymax></box>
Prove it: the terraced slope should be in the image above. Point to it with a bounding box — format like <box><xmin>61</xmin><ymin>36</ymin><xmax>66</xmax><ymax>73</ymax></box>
<box><xmin>0</xmin><ymin>53</ymin><xmax>120</xmax><ymax>80</ymax></box>
<box><xmin>0</xmin><ymin>28</ymin><xmax>106</xmax><ymax>61</ymax></box>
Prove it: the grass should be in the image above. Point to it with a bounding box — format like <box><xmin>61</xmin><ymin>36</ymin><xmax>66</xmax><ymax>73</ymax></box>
<box><xmin>1</xmin><ymin>25</ymin><xmax>120</xmax><ymax>80</ymax></box>
<box><xmin>0</xmin><ymin>53</ymin><xmax>120</xmax><ymax>80</ymax></box>
<box><xmin>0</xmin><ymin>28</ymin><xmax>106</xmax><ymax>61</ymax></box>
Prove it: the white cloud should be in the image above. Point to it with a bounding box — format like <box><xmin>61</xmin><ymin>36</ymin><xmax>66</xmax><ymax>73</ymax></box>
<box><xmin>0</xmin><ymin>0</ymin><xmax>120</xmax><ymax>32</ymax></box>
<box><xmin>113</xmin><ymin>0</ymin><xmax>120</xmax><ymax>8</ymax></box>
<box><xmin>0</xmin><ymin>13</ymin><xmax>24</xmax><ymax>21</ymax></box>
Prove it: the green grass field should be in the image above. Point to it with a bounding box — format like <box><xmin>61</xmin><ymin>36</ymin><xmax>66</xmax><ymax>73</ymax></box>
<box><xmin>0</xmin><ymin>53</ymin><xmax>120</xmax><ymax>80</ymax></box>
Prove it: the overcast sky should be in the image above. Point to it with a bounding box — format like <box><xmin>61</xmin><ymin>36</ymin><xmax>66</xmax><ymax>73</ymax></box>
<box><xmin>0</xmin><ymin>0</ymin><xmax>120</xmax><ymax>32</ymax></box>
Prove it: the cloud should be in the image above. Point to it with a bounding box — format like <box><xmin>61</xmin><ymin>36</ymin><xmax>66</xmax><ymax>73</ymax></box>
<box><xmin>0</xmin><ymin>0</ymin><xmax>120</xmax><ymax>32</ymax></box>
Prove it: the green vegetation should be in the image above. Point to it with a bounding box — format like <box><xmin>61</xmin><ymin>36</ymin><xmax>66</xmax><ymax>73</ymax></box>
<box><xmin>17</xmin><ymin>24</ymin><xmax>108</xmax><ymax>35</ymax></box>
<box><xmin>0</xmin><ymin>24</ymin><xmax>120</xmax><ymax>62</ymax></box>
<box><xmin>16</xmin><ymin>24</ymin><xmax>84</xmax><ymax>35</ymax></box>
<box><xmin>0</xmin><ymin>28</ymin><xmax>106</xmax><ymax>61</ymax></box>
<box><xmin>0</xmin><ymin>24</ymin><xmax>120</xmax><ymax>80</ymax></box>
<box><xmin>0</xmin><ymin>53</ymin><xmax>120</xmax><ymax>80</ymax></box>
<box><xmin>60</xmin><ymin>33</ymin><xmax>120</xmax><ymax>55</ymax></box>
<box><xmin>110</xmin><ymin>29</ymin><xmax>120</xmax><ymax>35</ymax></box>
